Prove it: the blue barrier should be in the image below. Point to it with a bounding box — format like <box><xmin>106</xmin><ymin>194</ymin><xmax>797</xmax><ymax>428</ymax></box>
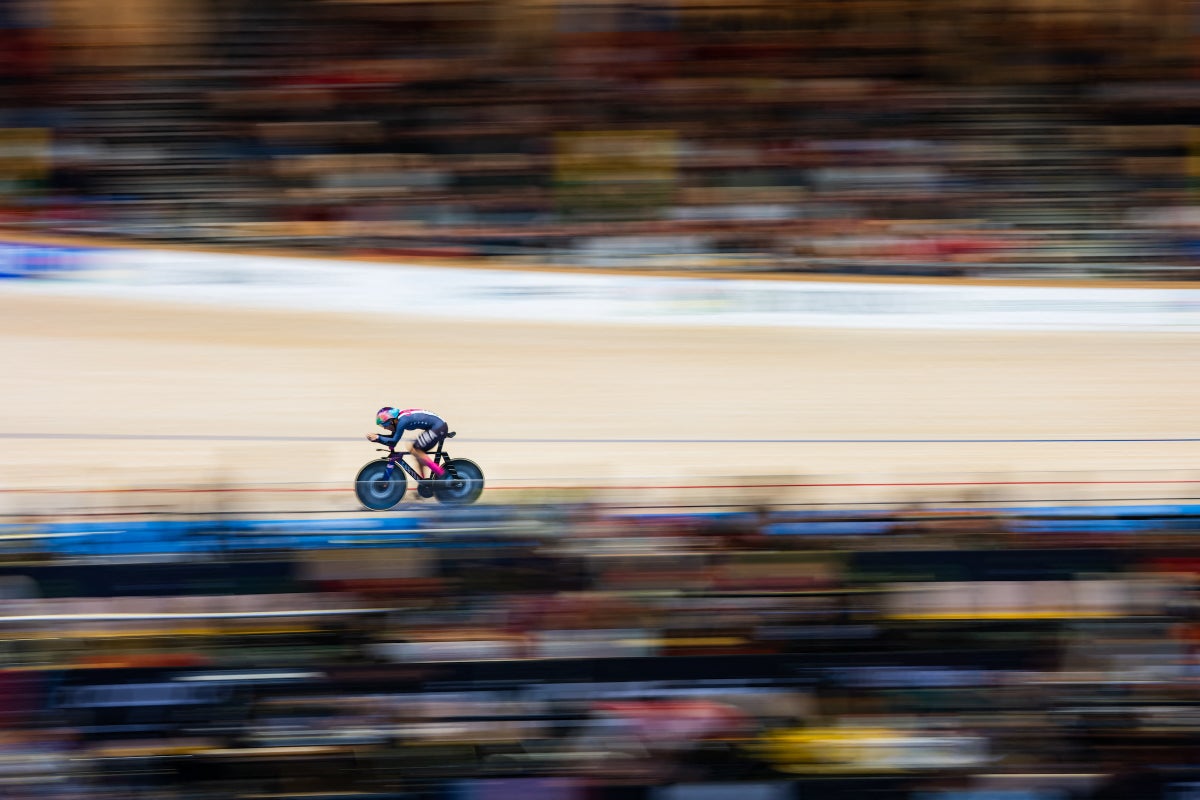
<box><xmin>0</xmin><ymin>516</ymin><xmax>430</xmax><ymax>557</ymax></box>
<box><xmin>2</xmin><ymin>503</ymin><xmax>1197</xmax><ymax>557</ymax></box>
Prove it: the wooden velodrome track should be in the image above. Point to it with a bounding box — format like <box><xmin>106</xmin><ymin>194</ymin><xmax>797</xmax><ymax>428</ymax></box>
<box><xmin>2</xmin><ymin>249</ymin><xmax>1199</xmax><ymax>511</ymax></box>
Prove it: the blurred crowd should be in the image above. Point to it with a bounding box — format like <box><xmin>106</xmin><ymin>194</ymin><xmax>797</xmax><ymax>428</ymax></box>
<box><xmin>2</xmin><ymin>0</ymin><xmax>1200</xmax><ymax>796</ymax></box>
<box><xmin>0</xmin><ymin>500</ymin><xmax>1195</xmax><ymax>798</ymax></box>
<box><xmin>2</xmin><ymin>0</ymin><xmax>1200</xmax><ymax>276</ymax></box>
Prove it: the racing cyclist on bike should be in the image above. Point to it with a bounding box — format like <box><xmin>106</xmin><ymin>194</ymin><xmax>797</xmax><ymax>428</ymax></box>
<box><xmin>367</xmin><ymin>407</ymin><xmax>449</xmax><ymax>482</ymax></box>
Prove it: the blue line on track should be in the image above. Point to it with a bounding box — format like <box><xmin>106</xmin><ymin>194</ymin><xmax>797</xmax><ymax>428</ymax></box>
<box><xmin>1</xmin><ymin>433</ymin><xmax>1199</xmax><ymax>444</ymax></box>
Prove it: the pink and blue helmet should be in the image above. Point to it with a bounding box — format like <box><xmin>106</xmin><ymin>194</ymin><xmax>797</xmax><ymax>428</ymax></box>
<box><xmin>376</xmin><ymin>407</ymin><xmax>400</xmax><ymax>427</ymax></box>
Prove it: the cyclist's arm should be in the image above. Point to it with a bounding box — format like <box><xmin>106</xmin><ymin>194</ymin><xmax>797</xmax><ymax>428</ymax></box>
<box><xmin>375</xmin><ymin>415</ymin><xmax>415</xmax><ymax>449</ymax></box>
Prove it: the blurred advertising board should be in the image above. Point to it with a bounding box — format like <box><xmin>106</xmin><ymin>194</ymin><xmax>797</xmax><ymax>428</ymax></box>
<box><xmin>554</xmin><ymin>130</ymin><xmax>677</xmax><ymax>218</ymax></box>
<box><xmin>0</xmin><ymin>669</ymin><xmax>41</xmax><ymax>726</ymax></box>
<box><xmin>454</xmin><ymin>778</ymin><xmax>584</xmax><ymax>800</ymax></box>
<box><xmin>11</xmin><ymin>245</ymin><xmax>1200</xmax><ymax>331</ymax></box>
<box><xmin>0</xmin><ymin>127</ymin><xmax>48</xmax><ymax>191</ymax></box>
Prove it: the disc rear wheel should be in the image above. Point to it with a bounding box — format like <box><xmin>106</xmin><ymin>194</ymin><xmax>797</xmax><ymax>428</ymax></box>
<box><xmin>434</xmin><ymin>459</ymin><xmax>484</xmax><ymax>505</ymax></box>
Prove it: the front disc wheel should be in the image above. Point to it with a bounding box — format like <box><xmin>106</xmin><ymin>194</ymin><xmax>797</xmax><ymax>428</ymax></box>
<box><xmin>355</xmin><ymin>460</ymin><xmax>407</xmax><ymax>510</ymax></box>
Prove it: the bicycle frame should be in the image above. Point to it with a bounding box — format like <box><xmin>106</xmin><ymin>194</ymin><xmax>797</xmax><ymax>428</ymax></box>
<box><xmin>380</xmin><ymin>434</ymin><xmax>453</xmax><ymax>482</ymax></box>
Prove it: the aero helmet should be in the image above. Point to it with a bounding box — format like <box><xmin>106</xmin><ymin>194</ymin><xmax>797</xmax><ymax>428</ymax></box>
<box><xmin>376</xmin><ymin>407</ymin><xmax>400</xmax><ymax>427</ymax></box>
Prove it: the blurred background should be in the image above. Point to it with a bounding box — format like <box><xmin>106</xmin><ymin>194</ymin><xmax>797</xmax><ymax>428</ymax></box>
<box><xmin>3</xmin><ymin>0</ymin><xmax>1200</xmax><ymax>276</ymax></box>
<box><xmin>0</xmin><ymin>1</ymin><xmax>1199</xmax><ymax>799</ymax></box>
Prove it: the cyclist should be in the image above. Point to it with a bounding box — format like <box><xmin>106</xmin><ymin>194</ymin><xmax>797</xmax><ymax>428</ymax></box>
<box><xmin>367</xmin><ymin>407</ymin><xmax>449</xmax><ymax>481</ymax></box>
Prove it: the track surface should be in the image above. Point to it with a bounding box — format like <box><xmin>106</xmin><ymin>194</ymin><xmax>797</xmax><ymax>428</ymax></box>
<box><xmin>1</xmin><ymin>292</ymin><xmax>1198</xmax><ymax>508</ymax></box>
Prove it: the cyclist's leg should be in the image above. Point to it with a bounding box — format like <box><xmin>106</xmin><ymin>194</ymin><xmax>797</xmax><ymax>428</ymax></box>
<box><xmin>412</xmin><ymin>425</ymin><xmax>448</xmax><ymax>478</ymax></box>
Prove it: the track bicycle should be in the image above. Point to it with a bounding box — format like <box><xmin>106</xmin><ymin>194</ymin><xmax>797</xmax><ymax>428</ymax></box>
<box><xmin>354</xmin><ymin>432</ymin><xmax>484</xmax><ymax>510</ymax></box>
